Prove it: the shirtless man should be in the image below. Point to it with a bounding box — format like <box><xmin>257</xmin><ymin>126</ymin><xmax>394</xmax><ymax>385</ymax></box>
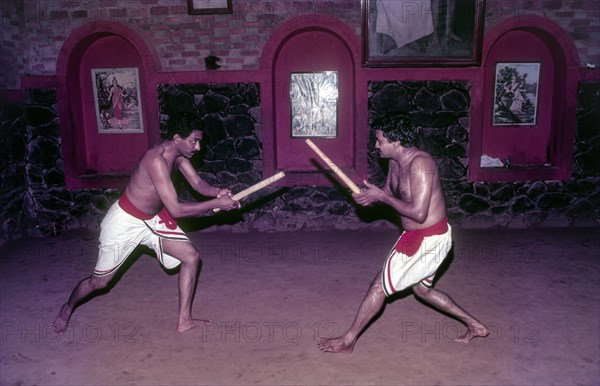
<box><xmin>317</xmin><ymin>114</ymin><xmax>488</xmax><ymax>354</ymax></box>
<box><xmin>53</xmin><ymin>112</ymin><xmax>239</xmax><ymax>334</ymax></box>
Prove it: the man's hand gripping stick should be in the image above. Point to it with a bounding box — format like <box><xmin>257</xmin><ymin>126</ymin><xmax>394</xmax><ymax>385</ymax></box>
<box><xmin>305</xmin><ymin>139</ymin><xmax>360</xmax><ymax>194</ymax></box>
<box><xmin>213</xmin><ymin>171</ymin><xmax>286</xmax><ymax>212</ymax></box>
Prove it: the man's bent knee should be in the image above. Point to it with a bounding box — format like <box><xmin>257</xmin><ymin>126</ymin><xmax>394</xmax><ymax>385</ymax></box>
<box><xmin>191</xmin><ymin>250</ymin><xmax>201</xmax><ymax>266</ymax></box>
<box><xmin>181</xmin><ymin>248</ymin><xmax>201</xmax><ymax>266</ymax></box>
<box><xmin>413</xmin><ymin>283</ymin><xmax>432</xmax><ymax>298</ymax></box>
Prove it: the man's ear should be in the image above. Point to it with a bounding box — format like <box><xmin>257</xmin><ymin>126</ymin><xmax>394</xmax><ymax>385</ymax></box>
<box><xmin>173</xmin><ymin>134</ymin><xmax>182</xmax><ymax>142</ymax></box>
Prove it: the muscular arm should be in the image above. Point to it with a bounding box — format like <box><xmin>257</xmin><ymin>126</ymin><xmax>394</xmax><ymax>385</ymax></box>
<box><xmin>148</xmin><ymin>157</ymin><xmax>237</xmax><ymax>217</ymax></box>
<box><xmin>177</xmin><ymin>157</ymin><xmax>227</xmax><ymax>197</ymax></box>
<box><xmin>354</xmin><ymin>155</ymin><xmax>434</xmax><ymax>224</ymax></box>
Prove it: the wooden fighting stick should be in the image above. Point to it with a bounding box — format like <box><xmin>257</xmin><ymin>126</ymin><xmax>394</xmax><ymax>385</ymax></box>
<box><xmin>213</xmin><ymin>171</ymin><xmax>286</xmax><ymax>212</ymax></box>
<box><xmin>305</xmin><ymin>139</ymin><xmax>360</xmax><ymax>194</ymax></box>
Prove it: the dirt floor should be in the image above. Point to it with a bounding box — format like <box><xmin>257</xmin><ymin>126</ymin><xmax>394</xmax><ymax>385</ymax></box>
<box><xmin>1</xmin><ymin>226</ymin><xmax>599</xmax><ymax>386</ymax></box>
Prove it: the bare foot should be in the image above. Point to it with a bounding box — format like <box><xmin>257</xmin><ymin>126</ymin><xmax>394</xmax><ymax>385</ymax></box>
<box><xmin>177</xmin><ymin>318</ymin><xmax>212</xmax><ymax>333</ymax></box>
<box><xmin>316</xmin><ymin>336</ymin><xmax>356</xmax><ymax>354</ymax></box>
<box><xmin>455</xmin><ymin>322</ymin><xmax>489</xmax><ymax>343</ymax></box>
<box><xmin>53</xmin><ymin>304</ymin><xmax>72</xmax><ymax>335</ymax></box>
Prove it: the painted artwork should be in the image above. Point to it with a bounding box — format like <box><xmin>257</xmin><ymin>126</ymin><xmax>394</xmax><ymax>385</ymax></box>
<box><xmin>290</xmin><ymin>71</ymin><xmax>338</xmax><ymax>138</ymax></box>
<box><xmin>92</xmin><ymin>67</ymin><xmax>144</xmax><ymax>133</ymax></box>
<box><xmin>362</xmin><ymin>0</ymin><xmax>485</xmax><ymax>67</ymax></box>
<box><xmin>493</xmin><ymin>62</ymin><xmax>540</xmax><ymax>126</ymax></box>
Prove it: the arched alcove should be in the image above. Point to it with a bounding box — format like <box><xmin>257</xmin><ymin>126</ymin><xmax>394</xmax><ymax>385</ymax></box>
<box><xmin>56</xmin><ymin>21</ymin><xmax>159</xmax><ymax>189</ymax></box>
<box><xmin>469</xmin><ymin>15</ymin><xmax>580</xmax><ymax>182</ymax></box>
<box><xmin>259</xmin><ymin>15</ymin><xmax>366</xmax><ymax>186</ymax></box>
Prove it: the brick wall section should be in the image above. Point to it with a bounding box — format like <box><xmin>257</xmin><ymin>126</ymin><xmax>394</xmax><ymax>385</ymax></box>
<box><xmin>486</xmin><ymin>0</ymin><xmax>600</xmax><ymax>67</ymax></box>
<box><xmin>0</xmin><ymin>1</ymin><xmax>26</xmax><ymax>90</ymax></box>
<box><xmin>1</xmin><ymin>0</ymin><xmax>599</xmax><ymax>89</ymax></box>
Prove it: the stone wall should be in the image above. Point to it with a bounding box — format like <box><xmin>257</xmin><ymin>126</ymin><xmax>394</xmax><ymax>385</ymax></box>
<box><xmin>367</xmin><ymin>80</ymin><xmax>600</xmax><ymax>228</ymax></box>
<box><xmin>2</xmin><ymin>80</ymin><xmax>597</xmax><ymax>245</ymax></box>
<box><xmin>156</xmin><ymin>83</ymin><xmax>367</xmax><ymax>234</ymax></box>
<box><xmin>158</xmin><ymin>83</ymin><xmax>263</xmax><ymax>190</ymax></box>
<box><xmin>0</xmin><ymin>0</ymin><xmax>26</xmax><ymax>90</ymax></box>
<box><xmin>0</xmin><ymin>89</ymin><xmax>118</xmax><ymax>244</ymax></box>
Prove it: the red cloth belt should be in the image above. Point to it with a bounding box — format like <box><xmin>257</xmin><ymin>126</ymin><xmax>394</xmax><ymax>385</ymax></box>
<box><xmin>157</xmin><ymin>208</ymin><xmax>178</xmax><ymax>230</ymax></box>
<box><xmin>118</xmin><ymin>193</ymin><xmax>178</xmax><ymax>230</ymax></box>
<box><xmin>394</xmin><ymin>217</ymin><xmax>449</xmax><ymax>256</ymax></box>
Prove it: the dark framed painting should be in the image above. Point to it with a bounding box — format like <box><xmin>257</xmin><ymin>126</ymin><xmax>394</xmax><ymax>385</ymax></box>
<box><xmin>92</xmin><ymin>67</ymin><xmax>144</xmax><ymax>134</ymax></box>
<box><xmin>493</xmin><ymin>62</ymin><xmax>541</xmax><ymax>126</ymax></box>
<box><xmin>290</xmin><ymin>71</ymin><xmax>339</xmax><ymax>138</ymax></box>
<box><xmin>362</xmin><ymin>0</ymin><xmax>486</xmax><ymax>67</ymax></box>
<box><xmin>187</xmin><ymin>0</ymin><xmax>233</xmax><ymax>15</ymax></box>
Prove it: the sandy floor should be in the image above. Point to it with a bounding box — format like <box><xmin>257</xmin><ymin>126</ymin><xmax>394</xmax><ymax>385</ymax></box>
<box><xmin>1</xmin><ymin>226</ymin><xmax>599</xmax><ymax>386</ymax></box>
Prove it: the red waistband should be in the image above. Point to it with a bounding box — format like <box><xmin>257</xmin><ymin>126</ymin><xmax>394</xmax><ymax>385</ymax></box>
<box><xmin>394</xmin><ymin>217</ymin><xmax>449</xmax><ymax>256</ymax></box>
<box><xmin>118</xmin><ymin>193</ymin><xmax>178</xmax><ymax>230</ymax></box>
<box><xmin>118</xmin><ymin>192</ymin><xmax>153</xmax><ymax>220</ymax></box>
<box><xmin>410</xmin><ymin>217</ymin><xmax>449</xmax><ymax>237</ymax></box>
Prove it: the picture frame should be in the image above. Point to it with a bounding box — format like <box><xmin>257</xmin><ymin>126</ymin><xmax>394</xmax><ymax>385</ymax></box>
<box><xmin>92</xmin><ymin>67</ymin><xmax>144</xmax><ymax>134</ymax></box>
<box><xmin>290</xmin><ymin>71</ymin><xmax>339</xmax><ymax>138</ymax></box>
<box><xmin>493</xmin><ymin>62</ymin><xmax>541</xmax><ymax>126</ymax></box>
<box><xmin>362</xmin><ymin>0</ymin><xmax>486</xmax><ymax>67</ymax></box>
<box><xmin>187</xmin><ymin>0</ymin><xmax>233</xmax><ymax>15</ymax></box>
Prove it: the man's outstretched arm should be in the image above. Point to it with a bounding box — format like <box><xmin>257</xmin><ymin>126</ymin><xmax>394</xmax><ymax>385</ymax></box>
<box><xmin>149</xmin><ymin>156</ymin><xmax>238</xmax><ymax>217</ymax></box>
<box><xmin>177</xmin><ymin>157</ymin><xmax>231</xmax><ymax>197</ymax></box>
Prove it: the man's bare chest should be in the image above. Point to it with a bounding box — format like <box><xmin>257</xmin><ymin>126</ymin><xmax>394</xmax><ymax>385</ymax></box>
<box><xmin>389</xmin><ymin>168</ymin><xmax>411</xmax><ymax>201</ymax></box>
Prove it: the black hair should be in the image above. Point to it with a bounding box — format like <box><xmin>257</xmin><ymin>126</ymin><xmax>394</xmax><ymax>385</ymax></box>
<box><xmin>162</xmin><ymin>112</ymin><xmax>203</xmax><ymax>140</ymax></box>
<box><xmin>372</xmin><ymin>114</ymin><xmax>419</xmax><ymax>148</ymax></box>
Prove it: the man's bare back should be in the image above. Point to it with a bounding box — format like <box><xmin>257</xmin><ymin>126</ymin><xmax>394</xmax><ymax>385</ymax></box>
<box><xmin>387</xmin><ymin>148</ymin><xmax>447</xmax><ymax>230</ymax></box>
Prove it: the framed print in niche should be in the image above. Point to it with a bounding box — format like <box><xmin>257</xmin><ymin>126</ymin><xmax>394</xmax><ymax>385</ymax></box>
<box><xmin>493</xmin><ymin>62</ymin><xmax>540</xmax><ymax>126</ymax></box>
<box><xmin>92</xmin><ymin>67</ymin><xmax>144</xmax><ymax>134</ymax></box>
<box><xmin>290</xmin><ymin>71</ymin><xmax>339</xmax><ymax>138</ymax></box>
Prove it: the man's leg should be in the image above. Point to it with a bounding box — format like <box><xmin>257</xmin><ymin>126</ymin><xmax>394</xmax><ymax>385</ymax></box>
<box><xmin>412</xmin><ymin>283</ymin><xmax>489</xmax><ymax>342</ymax></box>
<box><xmin>317</xmin><ymin>270</ymin><xmax>387</xmax><ymax>354</ymax></box>
<box><xmin>53</xmin><ymin>273</ymin><xmax>115</xmax><ymax>334</ymax></box>
<box><xmin>161</xmin><ymin>239</ymin><xmax>209</xmax><ymax>333</ymax></box>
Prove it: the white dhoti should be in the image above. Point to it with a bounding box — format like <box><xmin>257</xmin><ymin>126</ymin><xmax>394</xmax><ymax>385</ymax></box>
<box><xmin>93</xmin><ymin>196</ymin><xmax>188</xmax><ymax>277</ymax></box>
<box><xmin>382</xmin><ymin>218</ymin><xmax>452</xmax><ymax>296</ymax></box>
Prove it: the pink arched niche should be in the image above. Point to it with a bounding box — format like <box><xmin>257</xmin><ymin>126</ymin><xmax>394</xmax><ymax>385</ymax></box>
<box><xmin>260</xmin><ymin>15</ymin><xmax>367</xmax><ymax>187</ymax></box>
<box><xmin>56</xmin><ymin>21</ymin><xmax>160</xmax><ymax>189</ymax></box>
<box><xmin>469</xmin><ymin>15</ymin><xmax>580</xmax><ymax>182</ymax></box>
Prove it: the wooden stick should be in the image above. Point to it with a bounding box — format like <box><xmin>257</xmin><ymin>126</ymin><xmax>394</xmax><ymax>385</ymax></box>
<box><xmin>213</xmin><ymin>171</ymin><xmax>286</xmax><ymax>212</ymax></box>
<box><xmin>305</xmin><ymin>139</ymin><xmax>360</xmax><ymax>194</ymax></box>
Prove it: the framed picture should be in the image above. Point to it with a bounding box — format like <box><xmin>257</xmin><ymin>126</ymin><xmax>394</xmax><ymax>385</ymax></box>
<box><xmin>362</xmin><ymin>0</ymin><xmax>486</xmax><ymax>67</ymax></box>
<box><xmin>92</xmin><ymin>67</ymin><xmax>144</xmax><ymax>134</ymax></box>
<box><xmin>493</xmin><ymin>62</ymin><xmax>540</xmax><ymax>126</ymax></box>
<box><xmin>290</xmin><ymin>71</ymin><xmax>339</xmax><ymax>138</ymax></box>
<box><xmin>187</xmin><ymin>0</ymin><xmax>233</xmax><ymax>15</ymax></box>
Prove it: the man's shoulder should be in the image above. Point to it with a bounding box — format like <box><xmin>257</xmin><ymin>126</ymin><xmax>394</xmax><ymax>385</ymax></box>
<box><xmin>411</xmin><ymin>150</ymin><xmax>435</xmax><ymax>163</ymax></box>
<box><xmin>142</xmin><ymin>147</ymin><xmax>169</xmax><ymax>165</ymax></box>
<box><xmin>408</xmin><ymin>151</ymin><xmax>438</xmax><ymax>175</ymax></box>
